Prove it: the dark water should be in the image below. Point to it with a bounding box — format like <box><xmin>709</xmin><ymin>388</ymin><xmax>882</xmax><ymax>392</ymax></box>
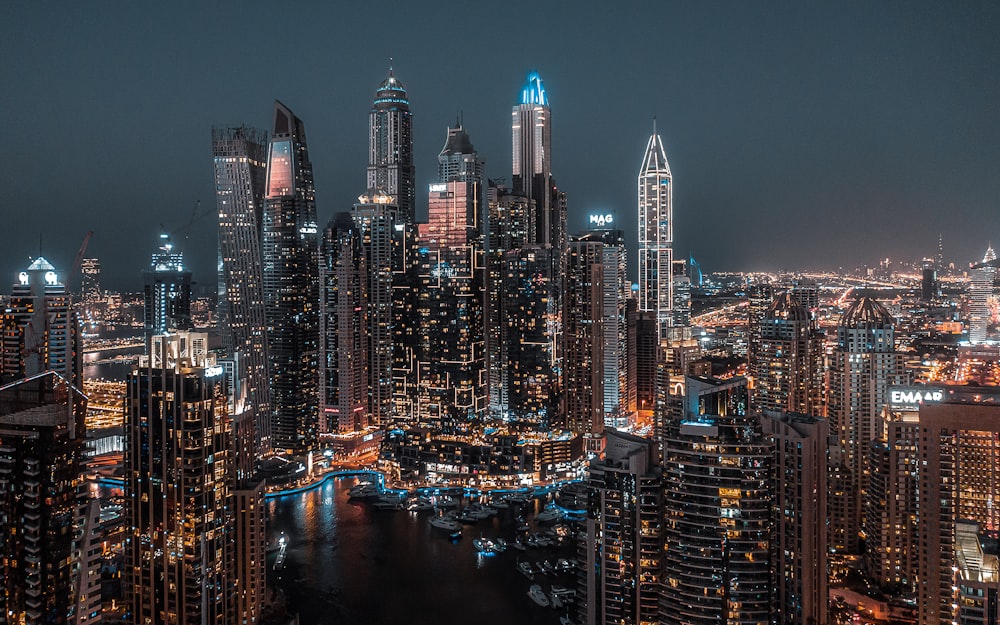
<box><xmin>266</xmin><ymin>478</ymin><xmax>579</xmax><ymax>625</ymax></box>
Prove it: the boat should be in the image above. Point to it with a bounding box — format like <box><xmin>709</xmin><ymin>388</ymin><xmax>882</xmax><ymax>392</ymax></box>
<box><xmin>527</xmin><ymin>584</ymin><xmax>550</xmax><ymax>607</ymax></box>
<box><xmin>449</xmin><ymin>530</ymin><xmax>462</xmax><ymax>540</ymax></box>
<box><xmin>512</xmin><ymin>539</ymin><xmax>527</xmax><ymax>551</ymax></box>
<box><xmin>560</xmin><ymin>616</ymin><xmax>579</xmax><ymax>625</ymax></box>
<box><xmin>491</xmin><ymin>498</ymin><xmax>510</xmax><ymax>509</ymax></box>
<box><xmin>406</xmin><ymin>497</ymin><xmax>434</xmax><ymax>511</ymax></box>
<box><xmin>540</xmin><ymin>560</ymin><xmax>555</xmax><ymax>574</ymax></box>
<box><xmin>456</xmin><ymin>510</ymin><xmax>478</xmax><ymax>524</ymax></box>
<box><xmin>518</xmin><ymin>561</ymin><xmax>535</xmax><ymax>580</ymax></box>
<box><xmin>347</xmin><ymin>482</ymin><xmax>380</xmax><ymax>499</ymax></box>
<box><xmin>429</xmin><ymin>516</ymin><xmax>461</xmax><ymax>532</ymax></box>
<box><xmin>473</xmin><ymin>538</ymin><xmax>496</xmax><ymax>553</ymax></box>
<box><xmin>493</xmin><ymin>538</ymin><xmax>508</xmax><ymax>552</ymax></box>
<box><xmin>435</xmin><ymin>495</ymin><xmax>458</xmax><ymax>509</ymax></box>
<box><xmin>556</xmin><ymin>559</ymin><xmax>575</xmax><ymax>572</ymax></box>
<box><xmin>536</xmin><ymin>507</ymin><xmax>564</xmax><ymax>523</ymax></box>
<box><xmin>551</xmin><ymin>593</ymin><xmax>563</xmax><ymax>609</ymax></box>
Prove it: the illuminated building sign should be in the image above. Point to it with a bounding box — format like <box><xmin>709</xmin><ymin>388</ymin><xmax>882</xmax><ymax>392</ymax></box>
<box><xmin>428</xmin><ymin>183</ymin><xmax>448</xmax><ymax>193</ymax></box>
<box><xmin>889</xmin><ymin>386</ymin><xmax>944</xmax><ymax>409</ymax></box>
<box><xmin>266</xmin><ymin>141</ymin><xmax>293</xmax><ymax>198</ymax></box>
<box><xmin>204</xmin><ymin>366</ymin><xmax>224</xmax><ymax>378</ymax></box>
<box><xmin>589</xmin><ymin>214</ymin><xmax>613</xmax><ymax>227</ymax></box>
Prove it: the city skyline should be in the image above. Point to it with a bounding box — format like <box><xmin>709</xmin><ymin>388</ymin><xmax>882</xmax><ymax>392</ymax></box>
<box><xmin>2</xmin><ymin>2</ymin><xmax>1000</xmax><ymax>290</ymax></box>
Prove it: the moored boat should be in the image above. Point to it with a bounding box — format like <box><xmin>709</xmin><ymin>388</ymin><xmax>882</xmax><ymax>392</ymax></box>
<box><xmin>527</xmin><ymin>584</ymin><xmax>550</xmax><ymax>607</ymax></box>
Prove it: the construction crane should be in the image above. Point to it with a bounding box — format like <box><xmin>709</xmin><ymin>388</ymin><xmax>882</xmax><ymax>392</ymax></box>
<box><xmin>70</xmin><ymin>230</ymin><xmax>94</xmax><ymax>293</ymax></box>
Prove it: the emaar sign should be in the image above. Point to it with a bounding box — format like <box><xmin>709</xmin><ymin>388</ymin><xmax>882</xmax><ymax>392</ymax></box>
<box><xmin>889</xmin><ymin>387</ymin><xmax>944</xmax><ymax>409</ymax></box>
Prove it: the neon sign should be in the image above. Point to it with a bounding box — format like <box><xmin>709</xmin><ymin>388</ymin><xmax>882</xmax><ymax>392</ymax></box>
<box><xmin>589</xmin><ymin>214</ymin><xmax>614</xmax><ymax>227</ymax></box>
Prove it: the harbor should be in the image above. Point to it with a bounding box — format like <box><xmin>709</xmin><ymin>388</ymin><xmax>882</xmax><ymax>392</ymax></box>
<box><xmin>266</xmin><ymin>475</ymin><xmax>584</xmax><ymax>625</ymax></box>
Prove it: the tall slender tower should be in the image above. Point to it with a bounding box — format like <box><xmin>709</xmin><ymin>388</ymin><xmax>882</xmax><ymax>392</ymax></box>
<box><xmin>637</xmin><ymin>121</ymin><xmax>673</xmax><ymax>340</ymax></box>
<box><xmin>352</xmin><ymin>192</ymin><xmax>402</xmax><ymax>426</ymax></box>
<box><xmin>828</xmin><ymin>297</ymin><xmax>902</xmax><ymax>554</ymax></box>
<box><xmin>262</xmin><ymin>101</ymin><xmax>320</xmax><ymax>453</ymax></box>
<box><xmin>968</xmin><ymin>244</ymin><xmax>996</xmax><ymax>344</ymax></box>
<box><xmin>414</xmin><ymin>125</ymin><xmax>487</xmax><ymax>425</ymax></box>
<box><xmin>564</xmin><ymin>236</ymin><xmax>605</xmax><ymax>435</ymax></box>
<box><xmin>213</xmin><ymin>124</ymin><xmax>271</xmax><ymax>455</ymax></box>
<box><xmin>320</xmin><ymin>212</ymin><xmax>368</xmax><ymax>434</ymax></box>
<box><xmin>368</xmin><ymin>67</ymin><xmax>415</xmax><ymax>224</ymax></box>
<box><xmin>511</xmin><ymin>70</ymin><xmax>557</xmax><ymax>247</ymax></box>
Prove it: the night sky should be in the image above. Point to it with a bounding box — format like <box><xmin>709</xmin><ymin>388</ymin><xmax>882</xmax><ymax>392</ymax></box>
<box><xmin>2</xmin><ymin>2</ymin><xmax>999</xmax><ymax>291</ymax></box>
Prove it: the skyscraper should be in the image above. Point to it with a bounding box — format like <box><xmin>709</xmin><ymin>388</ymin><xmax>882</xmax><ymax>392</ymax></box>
<box><xmin>0</xmin><ymin>371</ymin><xmax>88</xmax><ymax>625</ymax></box>
<box><xmin>262</xmin><ymin>100</ymin><xmax>320</xmax><ymax>453</ymax></box>
<box><xmin>2</xmin><ymin>257</ymin><xmax>81</xmax><ymax>387</ymax></box>
<box><xmin>582</xmin><ymin>429</ymin><xmax>662</xmax><ymax>625</ymax></box>
<box><xmin>352</xmin><ymin>192</ymin><xmax>402</xmax><ymax>426</ymax></box>
<box><xmin>661</xmin><ymin>376</ymin><xmax>771</xmax><ymax>625</ymax></box>
<box><xmin>761</xmin><ymin>410</ymin><xmax>829</xmax><ymax>625</ymax></box>
<box><xmin>125</xmin><ymin>332</ymin><xmax>237</xmax><ymax>625</ymax></box>
<box><xmin>828</xmin><ymin>297</ymin><xmax>903</xmax><ymax>554</ymax></box>
<box><xmin>637</xmin><ymin>121</ymin><xmax>673</xmax><ymax>340</ymax></box>
<box><xmin>746</xmin><ymin>280</ymin><xmax>773</xmax><ymax>365</ymax></box>
<box><xmin>412</xmin><ymin>124</ymin><xmax>487</xmax><ymax>425</ymax></box>
<box><xmin>368</xmin><ymin>68</ymin><xmax>415</xmax><ymax>224</ymax></box>
<box><xmin>564</xmin><ymin>236</ymin><xmax>604</xmax><ymax>435</ymax></box>
<box><xmin>511</xmin><ymin>70</ymin><xmax>560</xmax><ymax>249</ymax></box>
<box><xmin>80</xmin><ymin>257</ymin><xmax>100</xmax><ymax>302</ymax></box>
<box><xmin>212</xmin><ymin>124</ymin><xmax>271</xmax><ymax>455</ymax></box>
<box><xmin>320</xmin><ymin>212</ymin><xmax>368</xmax><ymax>434</ymax></box>
<box><xmin>968</xmin><ymin>244</ymin><xmax>995</xmax><ymax>344</ymax></box>
<box><xmin>749</xmin><ymin>292</ymin><xmax>824</xmax><ymax>417</ymax></box>
<box><xmin>142</xmin><ymin>231</ymin><xmax>193</xmax><ymax>342</ymax></box>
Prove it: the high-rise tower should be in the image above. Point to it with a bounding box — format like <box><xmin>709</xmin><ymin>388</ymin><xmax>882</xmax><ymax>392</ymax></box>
<box><xmin>2</xmin><ymin>257</ymin><xmax>81</xmax><ymax>387</ymax></box>
<box><xmin>142</xmin><ymin>231</ymin><xmax>193</xmax><ymax>342</ymax></box>
<box><xmin>749</xmin><ymin>292</ymin><xmax>825</xmax><ymax>417</ymax></box>
<box><xmin>125</xmin><ymin>332</ymin><xmax>237</xmax><ymax>625</ymax></box>
<box><xmin>262</xmin><ymin>101</ymin><xmax>320</xmax><ymax>453</ymax></box>
<box><xmin>320</xmin><ymin>212</ymin><xmax>368</xmax><ymax>434</ymax></box>
<box><xmin>661</xmin><ymin>376</ymin><xmax>771</xmax><ymax>625</ymax></box>
<box><xmin>412</xmin><ymin>125</ymin><xmax>487</xmax><ymax>425</ymax></box>
<box><xmin>637</xmin><ymin>121</ymin><xmax>673</xmax><ymax>340</ymax></box>
<box><xmin>828</xmin><ymin>297</ymin><xmax>903</xmax><ymax>554</ymax></box>
<box><xmin>512</xmin><ymin>70</ymin><xmax>563</xmax><ymax>250</ymax></box>
<box><xmin>213</xmin><ymin>124</ymin><xmax>271</xmax><ymax>455</ymax></box>
<box><xmin>582</xmin><ymin>429</ymin><xmax>662</xmax><ymax>625</ymax></box>
<box><xmin>968</xmin><ymin>244</ymin><xmax>996</xmax><ymax>344</ymax></box>
<box><xmin>368</xmin><ymin>68</ymin><xmax>415</xmax><ymax>224</ymax></box>
<box><xmin>564</xmin><ymin>236</ymin><xmax>605</xmax><ymax>436</ymax></box>
<box><xmin>0</xmin><ymin>371</ymin><xmax>89</xmax><ymax>625</ymax></box>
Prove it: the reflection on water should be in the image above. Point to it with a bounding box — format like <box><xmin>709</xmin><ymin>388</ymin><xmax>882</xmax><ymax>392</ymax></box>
<box><xmin>267</xmin><ymin>478</ymin><xmax>576</xmax><ymax>625</ymax></box>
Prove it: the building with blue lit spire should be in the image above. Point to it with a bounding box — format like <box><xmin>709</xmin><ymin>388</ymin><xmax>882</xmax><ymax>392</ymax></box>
<box><xmin>368</xmin><ymin>66</ymin><xmax>415</xmax><ymax>224</ymax></box>
<box><xmin>511</xmin><ymin>70</ymin><xmax>561</xmax><ymax>248</ymax></box>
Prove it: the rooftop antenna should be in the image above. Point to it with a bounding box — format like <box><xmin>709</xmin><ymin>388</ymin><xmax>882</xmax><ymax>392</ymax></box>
<box><xmin>388</xmin><ymin>57</ymin><xmax>393</xmax><ymax>76</ymax></box>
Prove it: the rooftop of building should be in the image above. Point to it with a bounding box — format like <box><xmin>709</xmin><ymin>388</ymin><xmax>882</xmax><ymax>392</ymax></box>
<box><xmin>842</xmin><ymin>296</ymin><xmax>893</xmax><ymax>325</ymax></box>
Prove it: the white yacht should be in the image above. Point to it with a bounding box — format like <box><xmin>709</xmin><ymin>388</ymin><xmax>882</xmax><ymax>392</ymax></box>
<box><xmin>527</xmin><ymin>584</ymin><xmax>550</xmax><ymax>607</ymax></box>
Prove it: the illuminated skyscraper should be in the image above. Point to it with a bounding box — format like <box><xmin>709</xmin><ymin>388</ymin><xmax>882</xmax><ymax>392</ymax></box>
<box><xmin>142</xmin><ymin>231</ymin><xmax>193</xmax><ymax>342</ymax></box>
<box><xmin>412</xmin><ymin>125</ymin><xmax>487</xmax><ymax>425</ymax></box>
<box><xmin>0</xmin><ymin>371</ymin><xmax>89</xmax><ymax>625</ymax></box>
<box><xmin>582</xmin><ymin>429</ymin><xmax>662</xmax><ymax>625</ymax></box>
<box><xmin>262</xmin><ymin>101</ymin><xmax>320</xmax><ymax>452</ymax></box>
<box><xmin>564</xmin><ymin>236</ymin><xmax>604</xmax><ymax>435</ymax></box>
<box><xmin>749</xmin><ymin>292</ymin><xmax>824</xmax><ymax>417</ymax></box>
<box><xmin>661</xmin><ymin>376</ymin><xmax>770</xmax><ymax>625</ymax></box>
<box><xmin>125</xmin><ymin>332</ymin><xmax>236</xmax><ymax>625</ymax></box>
<box><xmin>968</xmin><ymin>244</ymin><xmax>995</xmax><ymax>344</ymax></box>
<box><xmin>512</xmin><ymin>70</ymin><xmax>562</xmax><ymax>249</ymax></box>
<box><xmin>637</xmin><ymin>121</ymin><xmax>673</xmax><ymax>340</ymax></box>
<box><xmin>320</xmin><ymin>212</ymin><xmax>368</xmax><ymax>433</ymax></box>
<box><xmin>2</xmin><ymin>257</ymin><xmax>81</xmax><ymax>387</ymax></box>
<box><xmin>828</xmin><ymin>297</ymin><xmax>903</xmax><ymax>554</ymax></box>
<box><xmin>212</xmin><ymin>124</ymin><xmax>271</xmax><ymax>454</ymax></box>
<box><xmin>80</xmin><ymin>257</ymin><xmax>100</xmax><ymax>302</ymax></box>
<box><xmin>915</xmin><ymin>399</ymin><xmax>1000</xmax><ymax>625</ymax></box>
<box><xmin>761</xmin><ymin>410</ymin><xmax>829</xmax><ymax>625</ymax></box>
<box><xmin>746</xmin><ymin>280</ymin><xmax>773</xmax><ymax>365</ymax></box>
<box><xmin>368</xmin><ymin>68</ymin><xmax>415</xmax><ymax>224</ymax></box>
<box><xmin>351</xmin><ymin>192</ymin><xmax>402</xmax><ymax>426</ymax></box>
